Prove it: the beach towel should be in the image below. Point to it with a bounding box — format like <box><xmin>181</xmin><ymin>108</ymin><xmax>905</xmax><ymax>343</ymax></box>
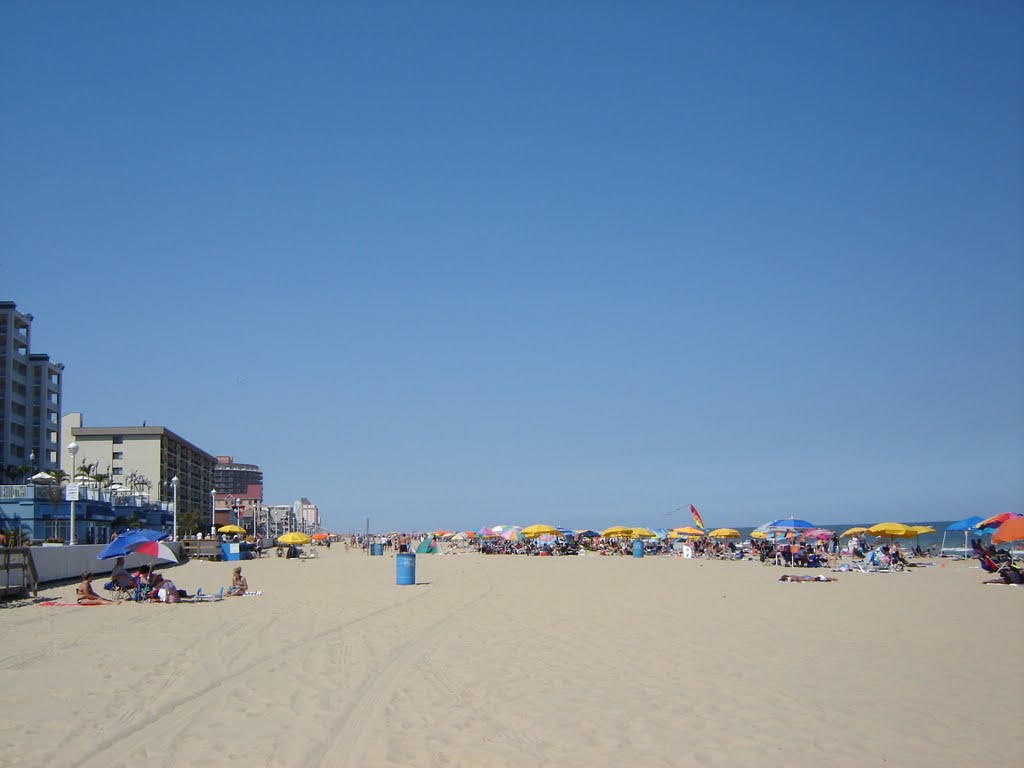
<box><xmin>39</xmin><ymin>601</ymin><xmax>82</xmax><ymax>607</ymax></box>
<box><xmin>243</xmin><ymin>591</ymin><xmax>263</xmax><ymax>597</ymax></box>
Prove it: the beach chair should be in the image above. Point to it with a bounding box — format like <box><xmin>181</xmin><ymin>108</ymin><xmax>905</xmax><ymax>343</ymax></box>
<box><xmin>978</xmin><ymin>555</ymin><xmax>1001</xmax><ymax>573</ymax></box>
<box><xmin>192</xmin><ymin>587</ymin><xmax>224</xmax><ymax>603</ymax></box>
<box><xmin>103</xmin><ymin>578</ymin><xmax>137</xmax><ymax>601</ymax></box>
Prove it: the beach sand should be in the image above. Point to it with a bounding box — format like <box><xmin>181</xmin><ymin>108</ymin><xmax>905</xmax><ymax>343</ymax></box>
<box><xmin>1</xmin><ymin>548</ymin><xmax>1020</xmax><ymax>767</ymax></box>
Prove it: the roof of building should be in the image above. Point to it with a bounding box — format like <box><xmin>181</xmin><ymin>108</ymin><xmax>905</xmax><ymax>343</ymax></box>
<box><xmin>70</xmin><ymin>425</ymin><xmax>217</xmax><ymax>462</ymax></box>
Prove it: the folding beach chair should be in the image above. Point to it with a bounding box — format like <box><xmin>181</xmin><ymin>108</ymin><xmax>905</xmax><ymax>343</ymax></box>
<box><xmin>192</xmin><ymin>587</ymin><xmax>224</xmax><ymax>603</ymax></box>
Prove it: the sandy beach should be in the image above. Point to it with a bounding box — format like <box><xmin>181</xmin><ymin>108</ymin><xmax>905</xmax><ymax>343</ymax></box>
<box><xmin>1</xmin><ymin>548</ymin><xmax>1021</xmax><ymax>768</ymax></box>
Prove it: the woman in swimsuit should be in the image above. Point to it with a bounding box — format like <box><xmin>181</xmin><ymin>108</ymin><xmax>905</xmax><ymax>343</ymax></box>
<box><xmin>76</xmin><ymin>573</ymin><xmax>119</xmax><ymax>605</ymax></box>
<box><xmin>226</xmin><ymin>567</ymin><xmax>248</xmax><ymax>597</ymax></box>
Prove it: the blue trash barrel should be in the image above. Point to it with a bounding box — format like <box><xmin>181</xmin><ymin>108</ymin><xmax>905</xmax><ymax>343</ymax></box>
<box><xmin>371</xmin><ymin>543</ymin><xmax>383</xmax><ymax>556</ymax></box>
<box><xmin>632</xmin><ymin>539</ymin><xmax>644</xmax><ymax>558</ymax></box>
<box><xmin>396</xmin><ymin>552</ymin><xmax>416</xmax><ymax>585</ymax></box>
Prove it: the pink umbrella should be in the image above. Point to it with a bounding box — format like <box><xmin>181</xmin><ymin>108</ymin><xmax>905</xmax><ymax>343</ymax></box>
<box><xmin>500</xmin><ymin>528</ymin><xmax>521</xmax><ymax>541</ymax></box>
<box><xmin>802</xmin><ymin>529</ymin><xmax>834</xmax><ymax>540</ymax></box>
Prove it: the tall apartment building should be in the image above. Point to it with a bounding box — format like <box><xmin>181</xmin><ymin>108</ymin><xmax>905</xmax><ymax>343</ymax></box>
<box><xmin>62</xmin><ymin>413</ymin><xmax>216</xmax><ymax>522</ymax></box>
<box><xmin>213</xmin><ymin>456</ymin><xmax>264</xmax><ymax>530</ymax></box>
<box><xmin>296</xmin><ymin>497</ymin><xmax>320</xmax><ymax>530</ymax></box>
<box><xmin>0</xmin><ymin>301</ymin><xmax>64</xmax><ymax>476</ymax></box>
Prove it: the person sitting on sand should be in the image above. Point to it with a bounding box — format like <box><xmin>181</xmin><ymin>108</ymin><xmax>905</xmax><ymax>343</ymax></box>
<box><xmin>76</xmin><ymin>573</ymin><xmax>119</xmax><ymax>605</ymax></box>
<box><xmin>779</xmin><ymin>574</ymin><xmax>837</xmax><ymax>583</ymax></box>
<box><xmin>226</xmin><ymin>566</ymin><xmax>248</xmax><ymax>597</ymax></box>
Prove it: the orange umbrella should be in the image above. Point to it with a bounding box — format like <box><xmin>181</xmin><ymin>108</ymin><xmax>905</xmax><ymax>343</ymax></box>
<box><xmin>312</xmin><ymin>533</ymin><xmax>329</xmax><ymax>540</ymax></box>
<box><xmin>992</xmin><ymin>516</ymin><xmax>1024</xmax><ymax>545</ymax></box>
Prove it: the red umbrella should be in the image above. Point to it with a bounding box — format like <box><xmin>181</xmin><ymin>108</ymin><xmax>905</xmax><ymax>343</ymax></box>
<box><xmin>128</xmin><ymin>540</ymin><xmax>179</xmax><ymax>564</ymax></box>
<box><xmin>992</xmin><ymin>516</ymin><xmax>1024</xmax><ymax>545</ymax></box>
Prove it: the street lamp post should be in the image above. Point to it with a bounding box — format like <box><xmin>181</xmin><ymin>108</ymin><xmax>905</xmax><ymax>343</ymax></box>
<box><xmin>67</xmin><ymin>442</ymin><xmax>78</xmax><ymax>545</ymax></box>
<box><xmin>210</xmin><ymin>489</ymin><xmax>217</xmax><ymax>536</ymax></box>
<box><xmin>170</xmin><ymin>476</ymin><xmax>179</xmax><ymax>541</ymax></box>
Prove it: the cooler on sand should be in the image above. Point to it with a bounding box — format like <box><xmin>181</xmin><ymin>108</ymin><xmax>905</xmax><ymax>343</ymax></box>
<box><xmin>632</xmin><ymin>540</ymin><xmax>644</xmax><ymax>558</ymax></box>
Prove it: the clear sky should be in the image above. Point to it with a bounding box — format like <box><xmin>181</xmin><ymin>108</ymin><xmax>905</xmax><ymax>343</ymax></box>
<box><xmin>2</xmin><ymin>2</ymin><xmax>1022</xmax><ymax>533</ymax></box>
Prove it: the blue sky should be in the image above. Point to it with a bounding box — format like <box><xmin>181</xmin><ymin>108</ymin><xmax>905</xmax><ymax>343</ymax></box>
<box><xmin>2</xmin><ymin>2</ymin><xmax>1022</xmax><ymax>533</ymax></box>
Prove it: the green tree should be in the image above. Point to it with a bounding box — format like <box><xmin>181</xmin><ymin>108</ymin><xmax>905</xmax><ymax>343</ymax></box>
<box><xmin>177</xmin><ymin>509</ymin><xmax>201</xmax><ymax>538</ymax></box>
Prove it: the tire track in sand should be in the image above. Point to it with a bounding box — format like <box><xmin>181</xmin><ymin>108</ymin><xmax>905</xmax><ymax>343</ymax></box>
<box><xmin>309</xmin><ymin>562</ymin><xmax>495</xmax><ymax>768</ymax></box>
<box><xmin>64</xmin><ymin>584</ymin><xmax>436</xmax><ymax>768</ymax></box>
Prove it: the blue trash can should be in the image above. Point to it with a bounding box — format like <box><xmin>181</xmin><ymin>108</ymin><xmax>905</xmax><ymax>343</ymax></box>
<box><xmin>371</xmin><ymin>543</ymin><xmax>383</xmax><ymax>556</ymax></box>
<box><xmin>632</xmin><ymin>540</ymin><xmax>644</xmax><ymax>558</ymax></box>
<box><xmin>396</xmin><ymin>552</ymin><xmax>416</xmax><ymax>585</ymax></box>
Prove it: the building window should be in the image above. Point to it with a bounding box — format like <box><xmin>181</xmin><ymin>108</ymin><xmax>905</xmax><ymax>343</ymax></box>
<box><xmin>112</xmin><ymin>467</ymin><xmax>123</xmax><ymax>476</ymax></box>
<box><xmin>113</xmin><ymin>436</ymin><xmax>124</xmax><ymax>444</ymax></box>
<box><xmin>113</xmin><ymin>452</ymin><xmax>123</xmax><ymax>460</ymax></box>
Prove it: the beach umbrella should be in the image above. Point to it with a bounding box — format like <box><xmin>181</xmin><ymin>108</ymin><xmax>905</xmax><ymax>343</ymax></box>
<box><xmin>600</xmin><ymin>526</ymin><xmax>633</xmax><ymax>538</ymax></box>
<box><xmin>278</xmin><ymin>532</ymin><xmax>311</xmax><ymax>545</ymax></box>
<box><xmin>839</xmin><ymin>527</ymin><xmax>868</xmax><ymax>538</ymax></box>
<box><xmin>670</xmin><ymin>526</ymin><xmax>704</xmax><ymax>537</ymax></box>
<box><xmin>801</xmin><ymin>529</ymin><xmax>834</xmax><ymax>541</ymax></box>
<box><xmin>707</xmin><ymin>528</ymin><xmax>741</xmax><ymax>539</ymax></box>
<box><xmin>867</xmin><ymin>522</ymin><xmax>913</xmax><ymax>538</ymax></box>
<box><xmin>476</xmin><ymin>527</ymin><xmax>494</xmax><ymax>537</ymax></box>
<box><xmin>521</xmin><ymin>524</ymin><xmax>559</xmax><ymax>538</ymax></box>
<box><xmin>750</xmin><ymin>531</ymin><xmax>769</xmax><ymax>540</ymax></box>
<box><xmin>500</xmin><ymin>528</ymin><xmax>521</xmax><ymax>541</ymax></box>
<box><xmin>127</xmin><ymin>540</ymin><xmax>179</xmax><ymax>564</ymax></box>
<box><xmin>311</xmin><ymin>533</ymin><xmax>330</xmax><ymax>540</ymax></box>
<box><xmin>941</xmin><ymin>516</ymin><xmax>986</xmax><ymax>559</ymax></box>
<box><xmin>974</xmin><ymin>512</ymin><xmax>1022</xmax><ymax>535</ymax></box>
<box><xmin>576</xmin><ymin>530</ymin><xmax>601</xmax><ymax>538</ymax></box>
<box><xmin>97</xmin><ymin>528</ymin><xmax>170</xmax><ymax>560</ymax></box>
<box><xmin>630</xmin><ymin>527</ymin><xmax>657</xmax><ymax>539</ymax></box>
<box><xmin>765</xmin><ymin>517</ymin><xmax>815</xmax><ymax>531</ymax></box>
<box><xmin>491</xmin><ymin>525</ymin><xmax>520</xmax><ymax>533</ymax></box>
<box><xmin>992</xmin><ymin>516</ymin><xmax>1024</xmax><ymax>545</ymax></box>
<box><xmin>218</xmin><ymin>524</ymin><xmax>247</xmax><ymax>534</ymax></box>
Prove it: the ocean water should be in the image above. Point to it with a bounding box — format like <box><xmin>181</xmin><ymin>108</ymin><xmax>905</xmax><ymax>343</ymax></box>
<box><xmin>727</xmin><ymin>520</ymin><xmax>960</xmax><ymax>554</ymax></box>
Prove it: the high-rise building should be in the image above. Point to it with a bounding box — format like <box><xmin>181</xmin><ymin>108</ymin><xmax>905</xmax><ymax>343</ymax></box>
<box><xmin>213</xmin><ymin>456</ymin><xmax>264</xmax><ymax>530</ymax></box>
<box><xmin>213</xmin><ymin>456</ymin><xmax>263</xmax><ymax>496</ymax></box>
<box><xmin>61</xmin><ymin>413</ymin><xmax>216</xmax><ymax>523</ymax></box>
<box><xmin>0</xmin><ymin>301</ymin><xmax>64</xmax><ymax>477</ymax></box>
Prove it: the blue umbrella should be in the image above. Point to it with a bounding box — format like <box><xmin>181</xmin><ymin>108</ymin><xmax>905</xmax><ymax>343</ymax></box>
<box><xmin>766</xmin><ymin>518</ymin><xmax>815</xmax><ymax>531</ymax></box>
<box><xmin>576</xmin><ymin>530</ymin><xmax>601</xmax><ymax>538</ymax></box>
<box><xmin>97</xmin><ymin>528</ymin><xmax>170</xmax><ymax>560</ymax></box>
<box><xmin>941</xmin><ymin>516</ymin><xmax>986</xmax><ymax>559</ymax></box>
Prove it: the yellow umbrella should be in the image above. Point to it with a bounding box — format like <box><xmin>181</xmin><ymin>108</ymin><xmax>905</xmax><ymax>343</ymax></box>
<box><xmin>218</xmin><ymin>524</ymin><xmax>247</xmax><ymax>534</ymax></box>
<box><xmin>521</xmin><ymin>524</ymin><xmax>559</xmax><ymax>538</ymax></box>
<box><xmin>600</xmin><ymin>526</ymin><xmax>633</xmax><ymax>538</ymax></box>
<box><xmin>671</xmin><ymin>526</ymin><xmax>705</xmax><ymax>537</ymax></box>
<box><xmin>839</xmin><ymin>526</ymin><xmax>868</xmax><ymax>537</ymax></box>
<box><xmin>907</xmin><ymin>525</ymin><xmax>935</xmax><ymax>535</ymax></box>
<box><xmin>278</xmin><ymin>532</ymin><xmax>312</xmax><ymax>545</ymax></box>
<box><xmin>707</xmin><ymin>528</ymin><xmax>740</xmax><ymax>539</ymax></box>
<box><xmin>750</xmin><ymin>530</ymin><xmax>769</xmax><ymax>539</ymax></box>
<box><xmin>867</xmin><ymin>522</ymin><xmax>913</xmax><ymax>538</ymax></box>
<box><xmin>630</xmin><ymin>527</ymin><xmax>657</xmax><ymax>539</ymax></box>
